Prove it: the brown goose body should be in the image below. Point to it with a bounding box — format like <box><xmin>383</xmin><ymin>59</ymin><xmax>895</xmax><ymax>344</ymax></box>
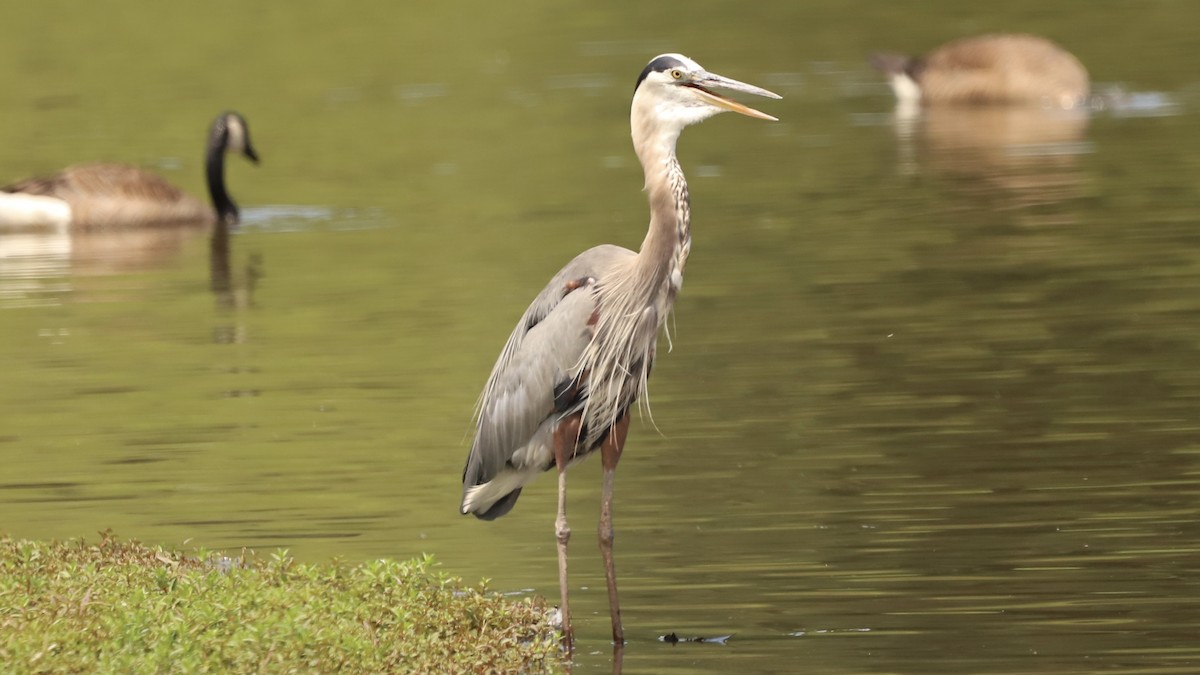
<box><xmin>871</xmin><ymin>33</ymin><xmax>1089</xmax><ymax>107</ymax></box>
<box><xmin>0</xmin><ymin>111</ymin><xmax>258</xmax><ymax>230</ymax></box>
<box><xmin>4</xmin><ymin>164</ymin><xmax>213</xmax><ymax>229</ymax></box>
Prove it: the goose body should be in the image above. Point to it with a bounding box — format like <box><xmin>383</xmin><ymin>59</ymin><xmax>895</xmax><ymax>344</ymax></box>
<box><xmin>0</xmin><ymin>192</ymin><xmax>72</xmax><ymax>229</ymax></box>
<box><xmin>0</xmin><ymin>111</ymin><xmax>258</xmax><ymax>230</ymax></box>
<box><xmin>871</xmin><ymin>33</ymin><xmax>1089</xmax><ymax>108</ymax></box>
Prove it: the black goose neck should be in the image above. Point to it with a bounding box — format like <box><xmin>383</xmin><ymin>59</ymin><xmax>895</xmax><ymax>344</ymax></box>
<box><xmin>205</xmin><ymin>127</ymin><xmax>237</xmax><ymax>224</ymax></box>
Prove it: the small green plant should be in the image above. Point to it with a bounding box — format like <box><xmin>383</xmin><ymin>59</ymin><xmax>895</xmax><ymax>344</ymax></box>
<box><xmin>0</xmin><ymin>532</ymin><xmax>560</xmax><ymax>673</ymax></box>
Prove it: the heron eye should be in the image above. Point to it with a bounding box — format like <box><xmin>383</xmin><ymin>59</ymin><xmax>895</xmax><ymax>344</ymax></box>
<box><xmin>670</xmin><ymin>69</ymin><xmax>683</xmax><ymax>80</ymax></box>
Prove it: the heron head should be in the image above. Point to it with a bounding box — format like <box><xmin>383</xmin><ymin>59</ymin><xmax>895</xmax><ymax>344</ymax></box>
<box><xmin>632</xmin><ymin>54</ymin><xmax>781</xmax><ymax>129</ymax></box>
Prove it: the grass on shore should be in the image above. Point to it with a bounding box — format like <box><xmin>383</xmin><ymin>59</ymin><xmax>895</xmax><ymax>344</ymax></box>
<box><xmin>0</xmin><ymin>532</ymin><xmax>561</xmax><ymax>673</ymax></box>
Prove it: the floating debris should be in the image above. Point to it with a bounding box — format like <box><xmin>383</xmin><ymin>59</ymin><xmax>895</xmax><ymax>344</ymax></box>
<box><xmin>658</xmin><ymin>632</ymin><xmax>733</xmax><ymax>645</ymax></box>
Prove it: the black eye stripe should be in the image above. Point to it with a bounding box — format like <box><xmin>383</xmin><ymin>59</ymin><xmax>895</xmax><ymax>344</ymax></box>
<box><xmin>634</xmin><ymin>55</ymin><xmax>688</xmax><ymax>92</ymax></box>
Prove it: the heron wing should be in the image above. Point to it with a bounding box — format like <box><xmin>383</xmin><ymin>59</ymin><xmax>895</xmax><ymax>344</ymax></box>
<box><xmin>463</xmin><ymin>244</ymin><xmax>634</xmax><ymax>488</ymax></box>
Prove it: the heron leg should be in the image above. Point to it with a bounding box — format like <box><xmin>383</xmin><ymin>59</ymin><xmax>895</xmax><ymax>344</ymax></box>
<box><xmin>599</xmin><ymin>412</ymin><xmax>630</xmax><ymax>645</ymax></box>
<box><xmin>553</xmin><ymin>414</ymin><xmax>582</xmax><ymax>649</ymax></box>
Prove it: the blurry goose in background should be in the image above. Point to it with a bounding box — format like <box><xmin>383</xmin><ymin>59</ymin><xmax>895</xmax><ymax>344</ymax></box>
<box><xmin>870</xmin><ymin>33</ymin><xmax>1089</xmax><ymax>109</ymax></box>
<box><xmin>0</xmin><ymin>111</ymin><xmax>259</xmax><ymax>230</ymax></box>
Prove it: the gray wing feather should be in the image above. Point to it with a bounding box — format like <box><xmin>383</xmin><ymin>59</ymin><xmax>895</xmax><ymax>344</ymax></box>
<box><xmin>462</xmin><ymin>244</ymin><xmax>634</xmax><ymax>490</ymax></box>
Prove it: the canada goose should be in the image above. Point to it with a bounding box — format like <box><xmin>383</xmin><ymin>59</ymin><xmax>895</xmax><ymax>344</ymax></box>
<box><xmin>0</xmin><ymin>111</ymin><xmax>259</xmax><ymax>230</ymax></box>
<box><xmin>870</xmin><ymin>33</ymin><xmax>1089</xmax><ymax>108</ymax></box>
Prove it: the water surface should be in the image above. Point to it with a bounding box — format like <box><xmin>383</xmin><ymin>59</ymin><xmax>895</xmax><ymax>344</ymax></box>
<box><xmin>3</xmin><ymin>1</ymin><xmax>1200</xmax><ymax>673</ymax></box>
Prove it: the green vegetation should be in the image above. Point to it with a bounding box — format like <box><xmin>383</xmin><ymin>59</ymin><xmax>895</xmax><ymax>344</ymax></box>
<box><xmin>0</xmin><ymin>533</ymin><xmax>561</xmax><ymax>673</ymax></box>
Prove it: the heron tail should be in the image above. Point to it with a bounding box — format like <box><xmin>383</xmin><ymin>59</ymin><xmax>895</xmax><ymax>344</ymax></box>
<box><xmin>470</xmin><ymin>489</ymin><xmax>522</xmax><ymax>521</ymax></box>
<box><xmin>461</xmin><ymin>467</ymin><xmax>534</xmax><ymax>520</ymax></box>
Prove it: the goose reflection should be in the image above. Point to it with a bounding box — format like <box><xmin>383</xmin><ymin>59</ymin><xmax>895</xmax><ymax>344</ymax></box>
<box><xmin>0</xmin><ymin>226</ymin><xmax>206</xmax><ymax>308</ymax></box>
<box><xmin>888</xmin><ymin>105</ymin><xmax>1091</xmax><ymax>220</ymax></box>
<box><xmin>0</xmin><ymin>212</ymin><xmax>260</xmax><ymax>313</ymax></box>
<box><xmin>209</xmin><ymin>217</ymin><xmax>262</xmax><ymax>318</ymax></box>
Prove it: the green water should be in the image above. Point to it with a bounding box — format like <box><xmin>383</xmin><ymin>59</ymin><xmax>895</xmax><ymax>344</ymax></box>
<box><xmin>4</xmin><ymin>1</ymin><xmax>1200</xmax><ymax>673</ymax></box>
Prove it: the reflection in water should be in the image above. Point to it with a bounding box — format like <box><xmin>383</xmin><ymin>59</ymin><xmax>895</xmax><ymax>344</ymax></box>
<box><xmin>0</xmin><ymin>206</ymin><xmax>318</xmax><ymax>311</ymax></box>
<box><xmin>0</xmin><ymin>230</ymin><xmax>70</xmax><ymax>308</ymax></box>
<box><xmin>71</xmin><ymin>226</ymin><xmax>209</xmax><ymax>274</ymax></box>
<box><xmin>209</xmin><ymin>220</ymin><xmax>262</xmax><ymax>316</ymax></box>
<box><xmin>889</xmin><ymin>105</ymin><xmax>1092</xmax><ymax>221</ymax></box>
<box><xmin>238</xmin><ymin>205</ymin><xmax>378</xmax><ymax>232</ymax></box>
<box><xmin>0</xmin><ymin>225</ymin><xmax>206</xmax><ymax>308</ymax></box>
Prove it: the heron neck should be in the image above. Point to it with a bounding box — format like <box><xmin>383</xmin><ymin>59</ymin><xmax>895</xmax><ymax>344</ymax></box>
<box><xmin>635</xmin><ymin>129</ymin><xmax>690</xmax><ymax>291</ymax></box>
<box><xmin>205</xmin><ymin>142</ymin><xmax>237</xmax><ymax>224</ymax></box>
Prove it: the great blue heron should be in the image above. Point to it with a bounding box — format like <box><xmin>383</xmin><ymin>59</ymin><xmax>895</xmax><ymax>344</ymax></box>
<box><xmin>459</xmin><ymin>54</ymin><xmax>779</xmax><ymax>645</ymax></box>
<box><xmin>870</xmin><ymin>34</ymin><xmax>1089</xmax><ymax>109</ymax></box>
<box><xmin>0</xmin><ymin>112</ymin><xmax>259</xmax><ymax>230</ymax></box>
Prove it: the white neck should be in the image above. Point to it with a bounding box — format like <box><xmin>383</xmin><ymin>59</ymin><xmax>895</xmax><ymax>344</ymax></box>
<box><xmin>630</xmin><ymin>92</ymin><xmax>691</xmax><ymax>296</ymax></box>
